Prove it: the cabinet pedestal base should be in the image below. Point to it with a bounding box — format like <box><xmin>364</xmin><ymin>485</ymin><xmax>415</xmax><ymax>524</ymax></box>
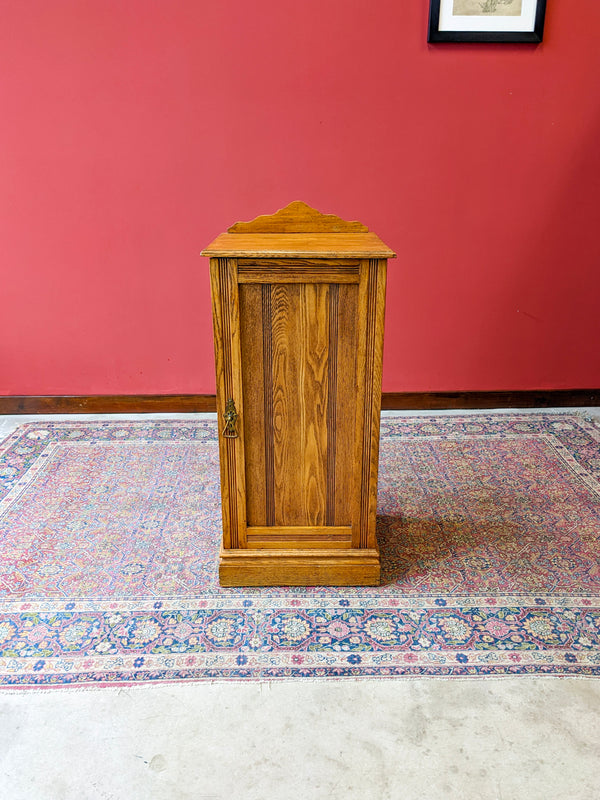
<box><xmin>218</xmin><ymin>545</ymin><xmax>381</xmax><ymax>587</ymax></box>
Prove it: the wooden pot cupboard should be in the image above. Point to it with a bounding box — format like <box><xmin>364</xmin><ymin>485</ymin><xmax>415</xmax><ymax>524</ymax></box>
<box><xmin>202</xmin><ymin>202</ymin><xmax>395</xmax><ymax>586</ymax></box>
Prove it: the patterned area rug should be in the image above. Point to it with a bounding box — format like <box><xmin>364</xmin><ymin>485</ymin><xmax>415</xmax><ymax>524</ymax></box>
<box><xmin>0</xmin><ymin>414</ymin><xmax>599</xmax><ymax>687</ymax></box>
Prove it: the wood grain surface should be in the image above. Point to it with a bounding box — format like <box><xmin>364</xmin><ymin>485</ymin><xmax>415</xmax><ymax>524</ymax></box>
<box><xmin>226</xmin><ymin>200</ymin><xmax>369</xmax><ymax>234</ymax></box>
<box><xmin>201</xmin><ymin>232</ymin><xmax>395</xmax><ymax>259</ymax></box>
<box><xmin>218</xmin><ymin>545</ymin><xmax>380</xmax><ymax>586</ymax></box>
<box><xmin>239</xmin><ymin>280</ymin><xmax>360</xmax><ymax>533</ymax></box>
<box><xmin>352</xmin><ymin>259</ymin><xmax>387</xmax><ymax>550</ymax></box>
<box><xmin>237</xmin><ymin>259</ymin><xmax>360</xmax><ymax>284</ymax></box>
<box><xmin>209</xmin><ymin>257</ymin><xmax>247</xmax><ymax>549</ymax></box>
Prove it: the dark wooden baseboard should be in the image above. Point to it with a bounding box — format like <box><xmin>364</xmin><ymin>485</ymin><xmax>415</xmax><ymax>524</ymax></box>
<box><xmin>0</xmin><ymin>395</ymin><xmax>216</xmax><ymax>414</ymax></box>
<box><xmin>381</xmin><ymin>390</ymin><xmax>600</xmax><ymax>410</ymax></box>
<box><xmin>0</xmin><ymin>390</ymin><xmax>598</xmax><ymax>415</ymax></box>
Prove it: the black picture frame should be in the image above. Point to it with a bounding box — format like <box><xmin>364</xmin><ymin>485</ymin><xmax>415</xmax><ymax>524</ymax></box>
<box><xmin>428</xmin><ymin>0</ymin><xmax>547</xmax><ymax>43</ymax></box>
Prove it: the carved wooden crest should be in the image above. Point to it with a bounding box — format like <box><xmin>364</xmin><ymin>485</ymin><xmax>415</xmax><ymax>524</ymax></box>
<box><xmin>227</xmin><ymin>201</ymin><xmax>369</xmax><ymax>234</ymax></box>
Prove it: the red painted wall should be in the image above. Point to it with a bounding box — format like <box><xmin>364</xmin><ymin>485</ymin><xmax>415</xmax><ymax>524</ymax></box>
<box><xmin>1</xmin><ymin>0</ymin><xmax>599</xmax><ymax>395</ymax></box>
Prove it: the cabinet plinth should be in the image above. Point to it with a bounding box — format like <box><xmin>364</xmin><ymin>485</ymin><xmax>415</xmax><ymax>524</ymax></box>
<box><xmin>202</xmin><ymin>202</ymin><xmax>395</xmax><ymax>586</ymax></box>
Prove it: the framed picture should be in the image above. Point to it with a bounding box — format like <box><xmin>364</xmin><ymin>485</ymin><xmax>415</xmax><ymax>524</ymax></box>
<box><xmin>428</xmin><ymin>0</ymin><xmax>547</xmax><ymax>43</ymax></box>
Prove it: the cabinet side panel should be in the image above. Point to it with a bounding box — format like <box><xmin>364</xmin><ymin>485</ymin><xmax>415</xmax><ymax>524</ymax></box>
<box><xmin>209</xmin><ymin>259</ymin><xmax>231</xmax><ymax>548</ymax></box>
<box><xmin>333</xmin><ymin>283</ymin><xmax>359</xmax><ymax>526</ymax></box>
<box><xmin>210</xmin><ymin>257</ymin><xmax>247</xmax><ymax>549</ymax></box>
<box><xmin>352</xmin><ymin>259</ymin><xmax>387</xmax><ymax>549</ymax></box>
<box><xmin>366</xmin><ymin>260</ymin><xmax>387</xmax><ymax>545</ymax></box>
<box><xmin>239</xmin><ymin>284</ymin><xmax>267</xmax><ymax>527</ymax></box>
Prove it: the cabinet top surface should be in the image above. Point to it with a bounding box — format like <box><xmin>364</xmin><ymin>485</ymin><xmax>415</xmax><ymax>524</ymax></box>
<box><xmin>201</xmin><ymin>232</ymin><xmax>396</xmax><ymax>259</ymax></box>
<box><xmin>200</xmin><ymin>202</ymin><xmax>396</xmax><ymax>260</ymax></box>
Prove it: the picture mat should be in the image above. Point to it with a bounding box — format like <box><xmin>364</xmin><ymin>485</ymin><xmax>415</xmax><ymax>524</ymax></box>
<box><xmin>439</xmin><ymin>0</ymin><xmax>537</xmax><ymax>31</ymax></box>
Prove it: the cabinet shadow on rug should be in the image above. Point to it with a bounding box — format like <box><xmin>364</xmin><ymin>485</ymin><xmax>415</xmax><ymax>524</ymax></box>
<box><xmin>375</xmin><ymin>513</ymin><xmax>539</xmax><ymax>592</ymax></box>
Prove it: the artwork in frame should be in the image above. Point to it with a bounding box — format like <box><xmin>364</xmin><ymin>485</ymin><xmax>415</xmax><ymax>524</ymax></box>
<box><xmin>428</xmin><ymin>0</ymin><xmax>547</xmax><ymax>43</ymax></box>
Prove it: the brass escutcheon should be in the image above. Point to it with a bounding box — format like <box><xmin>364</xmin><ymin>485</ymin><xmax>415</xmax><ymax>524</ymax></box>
<box><xmin>222</xmin><ymin>398</ymin><xmax>239</xmax><ymax>438</ymax></box>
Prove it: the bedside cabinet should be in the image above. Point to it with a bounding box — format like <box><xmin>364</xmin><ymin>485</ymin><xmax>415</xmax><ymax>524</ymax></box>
<box><xmin>202</xmin><ymin>201</ymin><xmax>395</xmax><ymax>585</ymax></box>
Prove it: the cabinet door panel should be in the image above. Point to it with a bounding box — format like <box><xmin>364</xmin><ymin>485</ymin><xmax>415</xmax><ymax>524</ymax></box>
<box><xmin>271</xmin><ymin>283</ymin><xmax>316</xmax><ymax>525</ymax></box>
<box><xmin>239</xmin><ymin>280</ymin><xmax>358</xmax><ymax>533</ymax></box>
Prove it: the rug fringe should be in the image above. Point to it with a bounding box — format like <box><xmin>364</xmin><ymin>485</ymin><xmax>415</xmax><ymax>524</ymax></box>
<box><xmin>0</xmin><ymin>672</ymin><xmax>596</xmax><ymax>694</ymax></box>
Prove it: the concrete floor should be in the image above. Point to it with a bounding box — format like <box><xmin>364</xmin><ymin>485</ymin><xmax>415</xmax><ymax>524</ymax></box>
<box><xmin>1</xmin><ymin>409</ymin><xmax>600</xmax><ymax>800</ymax></box>
<box><xmin>2</xmin><ymin>678</ymin><xmax>600</xmax><ymax>800</ymax></box>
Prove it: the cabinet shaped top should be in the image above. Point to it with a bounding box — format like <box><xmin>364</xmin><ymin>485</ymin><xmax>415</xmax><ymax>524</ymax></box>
<box><xmin>201</xmin><ymin>201</ymin><xmax>396</xmax><ymax>260</ymax></box>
